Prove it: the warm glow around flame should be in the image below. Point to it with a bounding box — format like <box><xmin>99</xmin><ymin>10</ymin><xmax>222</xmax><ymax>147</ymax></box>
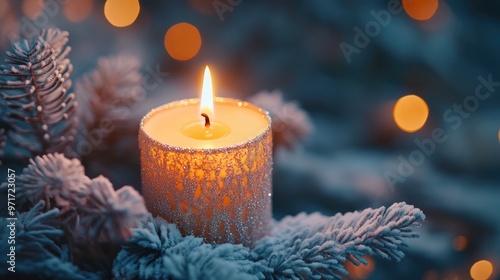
<box><xmin>200</xmin><ymin>66</ymin><xmax>214</xmax><ymax>121</ymax></box>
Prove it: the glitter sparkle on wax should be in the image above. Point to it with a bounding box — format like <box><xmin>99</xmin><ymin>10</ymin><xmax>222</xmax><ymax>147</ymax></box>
<box><xmin>139</xmin><ymin>66</ymin><xmax>273</xmax><ymax>247</ymax></box>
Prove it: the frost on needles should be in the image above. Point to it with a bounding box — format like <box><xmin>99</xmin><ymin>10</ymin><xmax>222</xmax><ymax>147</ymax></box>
<box><xmin>0</xmin><ymin>153</ymin><xmax>149</xmax><ymax>276</ymax></box>
<box><xmin>0</xmin><ymin>27</ymin><xmax>424</xmax><ymax>280</ymax></box>
<box><xmin>114</xmin><ymin>203</ymin><xmax>424</xmax><ymax>280</ymax></box>
<box><xmin>0</xmin><ymin>29</ymin><xmax>76</xmax><ymax>162</ymax></box>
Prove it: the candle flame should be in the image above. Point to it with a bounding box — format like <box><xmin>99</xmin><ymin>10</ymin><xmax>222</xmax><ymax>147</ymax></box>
<box><xmin>200</xmin><ymin>66</ymin><xmax>214</xmax><ymax>121</ymax></box>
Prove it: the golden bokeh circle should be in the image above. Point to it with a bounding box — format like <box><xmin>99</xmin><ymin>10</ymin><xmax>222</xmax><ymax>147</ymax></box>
<box><xmin>104</xmin><ymin>0</ymin><xmax>140</xmax><ymax>28</ymax></box>
<box><xmin>393</xmin><ymin>94</ymin><xmax>429</xmax><ymax>133</ymax></box>
<box><xmin>403</xmin><ymin>0</ymin><xmax>439</xmax><ymax>21</ymax></box>
<box><xmin>470</xmin><ymin>260</ymin><xmax>494</xmax><ymax>280</ymax></box>
<box><xmin>164</xmin><ymin>22</ymin><xmax>202</xmax><ymax>61</ymax></box>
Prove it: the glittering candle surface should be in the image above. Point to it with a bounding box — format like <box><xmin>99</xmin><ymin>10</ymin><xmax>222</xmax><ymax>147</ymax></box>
<box><xmin>139</xmin><ymin>98</ymin><xmax>272</xmax><ymax>247</ymax></box>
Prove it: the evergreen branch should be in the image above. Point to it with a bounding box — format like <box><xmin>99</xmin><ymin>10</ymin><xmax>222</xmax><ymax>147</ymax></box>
<box><xmin>40</xmin><ymin>29</ymin><xmax>71</xmax><ymax>61</ymax></box>
<box><xmin>75</xmin><ymin>54</ymin><xmax>142</xmax><ymax>128</ymax></box>
<box><xmin>14</xmin><ymin>153</ymin><xmax>90</xmax><ymax>210</ymax></box>
<box><xmin>253</xmin><ymin>202</ymin><xmax>425</xmax><ymax>280</ymax></box>
<box><xmin>249</xmin><ymin>90</ymin><xmax>312</xmax><ymax>152</ymax></box>
<box><xmin>14</xmin><ymin>255</ymin><xmax>103</xmax><ymax>280</ymax></box>
<box><xmin>0</xmin><ymin>201</ymin><xmax>63</xmax><ymax>264</ymax></box>
<box><xmin>0</xmin><ymin>202</ymin><xmax>100</xmax><ymax>279</ymax></box>
<box><xmin>113</xmin><ymin>203</ymin><xmax>423</xmax><ymax>280</ymax></box>
<box><xmin>16</xmin><ymin>201</ymin><xmax>64</xmax><ymax>257</ymax></box>
<box><xmin>63</xmin><ymin>175</ymin><xmax>148</xmax><ymax>272</ymax></box>
<box><xmin>78</xmin><ymin>176</ymin><xmax>148</xmax><ymax>243</ymax></box>
<box><xmin>2</xmin><ymin>152</ymin><xmax>149</xmax><ymax>272</ymax></box>
<box><xmin>113</xmin><ymin>216</ymin><xmax>268</xmax><ymax>280</ymax></box>
<box><xmin>0</xmin><ymin>28</ymin><xmax>76</xmax><ymax>162</ymax></box>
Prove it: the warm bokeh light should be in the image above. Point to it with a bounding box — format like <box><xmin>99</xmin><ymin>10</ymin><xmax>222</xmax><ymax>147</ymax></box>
<box><xmin>104</xmin><ymin>0</ymin><xmax>140</xmax><ymax>27</ymax></box>
<box><xmin>63</xmin><ymin>0</ymin><xmax>93</xmax><ymax>23</ymax></box>
<box><xmin>470</xmin><ymin>260</ymin><xmax>494</xmax><ymax>280</ymax></box>
<box><xmin>0</xmin><ymin>15</ymin><xmax>20</xmax><ymax>46</ymax></box>
<box><xmin>498</xmin><ymin>129</ymin><xmax>500</xmax><ymax>142</ymax></box>
<box><xmin>164</xmin><ymin>22</ymin><xmax>202</xmax><ymax>61</ymax></box>
<box><xmin>345</xmin><ymin>256</ymin><xmax>375</xmax><ymax>279</ymax></box>
<box><xmin>200</xmin><ymin>66</ymin><xmax>214</xmax><ymax>120</ymax></box>
<box><xmin>22</xmin><ymin>0</ymin><xmax>45</xmax><ymax>20</ymax></box>
<box><xmin>423</xmin><ymin>270</ymin><xmax>439</xmax><ymax>280</ymax></box>
<box><xmin>419</xmin><ymin>1</ymin><xmax>451</xmax><ymax>31</ymax></box>
<box><xmin>393</xmin><ymin>94</ymin><xmax>429</xmax><ymax>133</ymax></box>
<box><xmin>0</xmin><ymin>0</ymin><xmax>9</xmax><ymax>19</ymax></box>
<box><xmin>453</xmin><ymin>235</ymin><xmax>468</xmax><ymax>251</ymax></box>
<box><xmin>188</xmin><ymin>0</ymin><xmax>216</xmax><ymax>16</ymax></box>
<box><xmin>403</xmin><ymin>0</ymin><xmax>439</xmax><ymax>21</ymax></box>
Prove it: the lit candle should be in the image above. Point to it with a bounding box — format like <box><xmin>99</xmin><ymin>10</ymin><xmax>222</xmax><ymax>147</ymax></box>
<box><xmin>139</xmin><ymin>66</ymin><xmax>272</xmax><ymax>247</ymax></box>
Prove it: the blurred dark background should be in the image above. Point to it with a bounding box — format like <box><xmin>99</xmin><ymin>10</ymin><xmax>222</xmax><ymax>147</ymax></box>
<box><xmin>1</xmin><ymin>0</ymin><xmax>500</xmax><ymax>279</ymax></box>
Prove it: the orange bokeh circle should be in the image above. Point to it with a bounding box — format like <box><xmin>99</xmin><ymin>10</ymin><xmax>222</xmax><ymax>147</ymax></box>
<box><xmin>164</xmin><ymin>22</ymin><xmax>202</xmax><ymax>61</ymax></box>
<box><xmin>403</xmin><ymin>0</ymin><xmax>439</xmax><ymax>21</ymax></box>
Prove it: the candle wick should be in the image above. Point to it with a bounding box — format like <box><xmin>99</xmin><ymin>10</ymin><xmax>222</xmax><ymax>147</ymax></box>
<box><xmin>201</xmin><ymin>113</ymin><xmax>210</xmax><ymax>128</ymax></box>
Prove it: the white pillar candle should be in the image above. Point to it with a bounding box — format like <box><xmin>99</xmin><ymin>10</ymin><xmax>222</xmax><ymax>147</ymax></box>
<box><xmin>139</xmin><ymin>67</ymin><xmax>272</xmax><ymax>247</ymax></box>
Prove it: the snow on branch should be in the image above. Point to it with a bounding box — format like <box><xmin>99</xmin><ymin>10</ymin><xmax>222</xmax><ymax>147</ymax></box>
<box><xmin>113</xmin><ymin>216</ymin><xmax>269</xmax><ymax>280</ymax></box>
<box><xmin>15</xmin><ymin>153</ymin><xmax>90</xmax><ymax>211</ymax></box>
<box><xmin>113</xmin><ymin>203</ymin><xmax>423</xmax><ymax>280</ymax></box>
<box><xmin>75</xmin><ymin>54</ymin><xmax>143</xmax><ymax>129</ymax></box>
<box><xmin>249</xmin><ymin>90</ymin><xmax>312</xmax><ymax>152</ymax></box>
<box><xmin>0</xmin><ymin>28</ymin><xmax>76</xmax><ymax>161</ymax></box>
<box><xmin>2</xmin><ymin>201</ymin><xmax>63</xmax><ymax>259</ymax></box>
<box><xmin>0</xmin><ymin>201</ymin><xmax>99</xmax><ymax>280</ymax></box>
<box><xmin>253</xmin><ymin>202</ymin><xmax>425</xmax><ymax>280</ymax></box>
<box><xmin>1</xmin><ymin>153</ymin><xmax>148</xmax><ymax>272</ymax></box>
<box><xmin>79</xmin><ymin>176</ymin><xmax>148</xmax><ymax>243</ymax></box>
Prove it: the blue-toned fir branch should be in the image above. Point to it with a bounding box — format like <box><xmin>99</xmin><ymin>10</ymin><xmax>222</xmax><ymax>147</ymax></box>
<box><xmin>70</xmin><ymin>175</ymin><xmax>148</xmax><ymax>271</ymax></box>
<box><xmin>6</xmin><ymin>153</ymin><xmax>148</xmax><ymax>272</ymax></box>
<box><xmin>0</xmin><ymin>28</ymin><xmax>424</xmax><ymax>279</ymax></box>
<box><xmin>0</xmin><ymin>202</ymin><xmax>101</xmax><ymax>279</ymax></box>
<box><xmin>79</xmin><ymin>176</ymin><xmax>148</xmax><ymax>243</ymax></box>
<box><xmin>249</xmin><ymin>90</ymin><xmax>312</xmax><ymax>151</ymax></box>
<box><xmin>15</xmin><ymin>153</ymin><xmax>90</xmax><ymax>211</ymax></box>
<box><xmin>112</xmin><ymin>203</ymin><xmax>423</xmax><ymax>280</ymax></box>
<box><xmin>113</xmin><ymin>216</ymin><xmax>269</xmax><ymax>280</ymax></box>
<box><xmin>0</xmin><ymin>28</ymin><xmax>76</xmax><ymax>162</ymax></box>
<box><xmin>76</xmin><ymin>54</ymin><xmax>143</xmax><ymax>129</ymax></box>
<box><xmin>253</xmin><ymin>202</ymin><xmax>425</xmax><ymax>280</ymax></box>
<box><xmin>2</xmin><ymin>201</ymin><xmax>63</xmax><ymax>259</ymax></box>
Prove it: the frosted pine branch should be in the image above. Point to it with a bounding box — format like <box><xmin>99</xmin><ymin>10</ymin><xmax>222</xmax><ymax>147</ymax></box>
<box><xmin>2</xmin><ymin>152</ymin><xmax>148</xmax><ymax>272</ymax></box>
<box><xmin>79</xmin><ymin>176</ymin><xmax>148</xmax><ymax>243</ymax></box>
<box><xmin>0</xmin><ymin>204</ymin><xmax>100</xmax><ymax>280</ymax></box>
<box><xmin>40</xmin><ymin>29</ymin><xmax>71</xmax><ymax>62</ymax></box>
<box><xmin>113</xmin><ymin>216</ymin><xmax>269</xmax><ymax>280</ymax></box>
<box><xmin>253</xmin><ymin>202</ymin><xmax>425</xmax><ymax>280</ymax></box>
<box><xmin>113</xmin><ymin>203</ymin><xmax>423</xmax><ymax>280</ymax></box>
<box><xmin>76</xmin><ymin>54</ymin><xmax>143</xmax><ymax>128</ymax></box>
<box><xmin>15</xmin><ymin>201</ymin><xmax>63</xmax><ymax>257</ymax></box>
<box><xmin>12</xmin><ymin>255</ymin><xmax>102</xmax><ymax>280</ymax></box>
<box><xmin>14</xmin><ymin>153</ymin><xmax>90</xmax><ymax>210</ymax></box>
<box><xmin>249</xmin><ymin>90</ymin><xmax>312</xmax><ymax>151</ymax></box>
<box><xmin>4</xmin><ymin>152</ymin><xmax>424</xmax><ymax>279</ymax></box>
<box><xmin>0</xmin><ymin>28</ymin><xmax>76</xmax><ymax>161</ymax></box>
<box><xmin>0</xmin><ymin>201</ymin><xmax>63</xmax><ymax>262</ymax></box>
<box><xmin>71</xmin><ymin>176</ymin><xmax>148</xmax><ymax>271</ymax></box>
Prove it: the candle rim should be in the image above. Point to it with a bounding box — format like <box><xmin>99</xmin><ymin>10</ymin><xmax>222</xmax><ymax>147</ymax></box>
<box><xmin>139</xmin><ymin>97</ymin><xmax>272</xmax><ymax>153</ymax></box>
